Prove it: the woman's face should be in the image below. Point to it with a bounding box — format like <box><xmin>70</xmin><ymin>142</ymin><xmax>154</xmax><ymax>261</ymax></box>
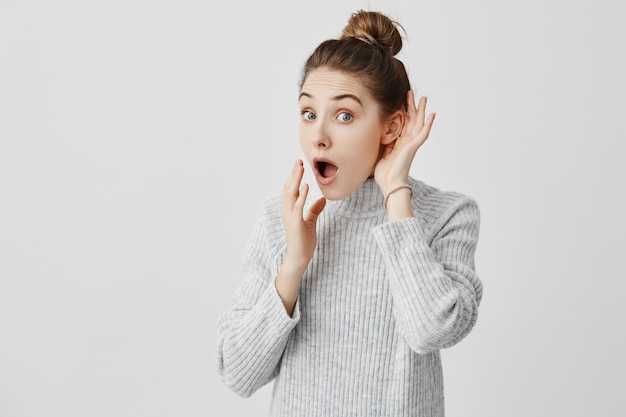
<box><xmin>299</xmin><ymin>68</ymin><xmax>389</xmax><ymax>201</ymax></box>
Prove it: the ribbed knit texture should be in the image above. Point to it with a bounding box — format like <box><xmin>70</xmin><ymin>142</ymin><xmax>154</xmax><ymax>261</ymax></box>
<box><xmin>217</xmin><ymin>177</ymin><xmax>482</xmax><ymax>416</ymax></box>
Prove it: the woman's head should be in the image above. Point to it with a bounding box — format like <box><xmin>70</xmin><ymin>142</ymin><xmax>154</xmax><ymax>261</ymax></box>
<box><xmin>300</xmin><ymin>10</ymin><xmax>411</xmax><ymax>119</ymax></box>
<box><xmin>298</xmin><ymin>11</ymin><xmax>411</xmax><ymax>200</ymax></box>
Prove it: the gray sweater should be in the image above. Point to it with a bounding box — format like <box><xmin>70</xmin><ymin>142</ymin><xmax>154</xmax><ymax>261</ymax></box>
<box><xmin>217</xmin><ymin>177</ymin><xmax>482</xmax><ymax>416</ymax></box>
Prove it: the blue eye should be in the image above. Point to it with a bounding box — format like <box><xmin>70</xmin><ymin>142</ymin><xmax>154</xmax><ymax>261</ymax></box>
<box><xmin>337</xmin><ymin>112</ymin><xmax>353</xmax><ymax>122</ymax></box>
<box><xmin>302</xmin><ymin>111</ymin><xmax>316</xmax><ymax>121</ymax></box>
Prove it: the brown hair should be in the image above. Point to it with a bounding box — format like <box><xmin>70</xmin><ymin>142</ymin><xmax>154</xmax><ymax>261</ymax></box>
<box><xmin>300</xmin><ymin>10</ymin><xmax>411</xmax><ymax>118</ymax></box>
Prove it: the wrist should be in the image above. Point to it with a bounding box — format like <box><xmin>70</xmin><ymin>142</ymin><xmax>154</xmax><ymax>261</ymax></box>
<box><xmin>282</xmin><ymin>253</ymin><xmax>310</xmax><ymax>276</ymax></box>
<box><xmin>275</xmin><ymin>257</ymin><xmax>307</xmax><ymax>317</ymax></box>
<box><xmin>384</xmin><ymin>186</ymin><xmax>414</xmax><ymax>220</ymax></box>
<box><xmin>377</xmin><ymin>177</ymin><xmax>409</xmax><ymax>196</ymax></box>
<box><xmin>383</xmin><ymin>185</ymin><xmax>411</xmax><ymax>208</ymax></box>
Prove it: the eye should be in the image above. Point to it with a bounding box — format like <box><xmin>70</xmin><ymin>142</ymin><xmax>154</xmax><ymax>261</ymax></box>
<box><xmin>302</xmin><ymin>110</ymin><xmax>316</xmax><ymax>121</ymax></box>
<box><xmin>337</xmin><ymin>112</ymin><xmax>353</xmax><ymax>122</ymax></box>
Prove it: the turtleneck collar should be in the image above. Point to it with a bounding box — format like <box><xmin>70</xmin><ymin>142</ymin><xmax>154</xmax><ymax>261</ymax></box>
<box><xmin>325</xmin><ymin>178</ymin><xmax>385</xmax><ymax>219</ymax></box>
<box><xmin>322</xmin><ymin>177</ymin><xmax>423</xmax><ymax>219</ymax></box>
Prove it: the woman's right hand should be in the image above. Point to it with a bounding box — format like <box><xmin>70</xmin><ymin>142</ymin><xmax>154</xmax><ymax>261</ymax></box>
<box><xmin>276</xmin><ymin>160</ymin><xmax>326</xmax><ymax>316</ymax></box>
<box><xmin>282</xmin><ymin>159</ymin><xmax>326</xmax><ymax>269</ymax></box>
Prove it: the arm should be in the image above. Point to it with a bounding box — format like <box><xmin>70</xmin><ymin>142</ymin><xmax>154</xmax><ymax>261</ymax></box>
<box><xmin>373</xmin><ymin>195</ymin><xmax>482</xmax><ymax>353</ymax></box>
<box><xmin>217</xmin><ymin>161</ymin><xmax>326</xmax><ymax>397</ymax></box>
<box><xmin>274</xmin><ymin>159</ymin><xmax>326</xmax><ymax>316</ymax></box>
<box><xmin>216</xmin><ymin>199</ymin><xmax>298</xmax><ymax>398</ymax></box>
<box><xmin>372</xmin><ymin>91</ymin><xmax>481</xmax><ymax>352</ymax></box>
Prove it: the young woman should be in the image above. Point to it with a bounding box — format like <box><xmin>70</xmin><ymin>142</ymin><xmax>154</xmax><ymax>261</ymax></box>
<box><xmin>217</xmin><ymin>10</ymin><xmax>482</xmax><ymax>416</ymax></box>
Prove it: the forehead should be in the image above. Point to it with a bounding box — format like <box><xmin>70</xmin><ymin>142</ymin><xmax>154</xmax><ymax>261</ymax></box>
<box><xmin>300</xmin><ymin>69</ymin><xmax>371</xmax><ymax>101</ymax></box>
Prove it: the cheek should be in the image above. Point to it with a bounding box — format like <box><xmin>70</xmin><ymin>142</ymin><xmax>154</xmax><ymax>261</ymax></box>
<box><xmin>298</xmin><ymin>124</ymin><xmax>308</xmax><ymax>149</ymax></box>
<box><xmin>361</xmin><ymin>129</ymin><xmax>384</xmax><ymax>158</ymax></box>
<box><xmin>348</xmin><ymin>137</ymin><xmax>381</xmax><ymax>173</ymax></box>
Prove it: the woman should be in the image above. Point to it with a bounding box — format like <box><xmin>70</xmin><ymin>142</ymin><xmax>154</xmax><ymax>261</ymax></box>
<box><xmin>217</xmin><ymin>10</ymin><xmax>482</xmax><ymax>416</ymax></box>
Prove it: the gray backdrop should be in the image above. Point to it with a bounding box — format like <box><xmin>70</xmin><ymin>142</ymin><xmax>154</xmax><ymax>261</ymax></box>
<box><xmin>1</xmin><ymin>0</ymin><xmax>624</xmax><ymax>416</ymax></box>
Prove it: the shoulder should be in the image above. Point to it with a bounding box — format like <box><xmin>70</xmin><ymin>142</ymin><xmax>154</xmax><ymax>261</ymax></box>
<box><xmin>258</xmin><ymin>188</ymin><xmax>284</xmax><ymax>218</ymax></box>
<box><xmin>409</xmin><ymin>178</ymin><xmax>480</xmax><ymax>233</ymax></box>
<box><xmin>249</xmin><ymin>188</ymin><xmax>286</xmax><ymax>254</ymax></box>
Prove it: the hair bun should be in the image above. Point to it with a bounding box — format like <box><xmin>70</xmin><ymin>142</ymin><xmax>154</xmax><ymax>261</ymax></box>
<box><xmin>340</xmin><ymin>10</ymin><xmax>403</xmax><ymax>56</ymax></box>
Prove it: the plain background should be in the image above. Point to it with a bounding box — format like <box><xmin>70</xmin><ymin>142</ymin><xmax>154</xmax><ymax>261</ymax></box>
<box><xmin>1</xmin><ymin>0</ymin><xmax>625</xmax><ymax>416</ymax></box>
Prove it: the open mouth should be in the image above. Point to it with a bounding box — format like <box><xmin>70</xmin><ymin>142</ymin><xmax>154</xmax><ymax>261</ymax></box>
<box><xmin>314</xmin><ymin>158</ymin><xmax>339</xmax><ymax>185</ymax></box>
<box><xmin>317</xmin><ymin>161</ymin><xmax>338</xmax><ymax>178</ymax></box>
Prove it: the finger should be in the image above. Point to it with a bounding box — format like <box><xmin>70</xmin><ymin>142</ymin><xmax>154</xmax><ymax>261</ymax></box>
<box><xmin>421</xmin><ymin>112</ymin><xmax>436</xmax><ymax>137</ymax></box>
<box><xmin>416</xmin><ymin>96</ymin><xmax>427</xmax><ymax>129</ymax></box>
<box><xmin>284</xmin><ymin>159</ymin><xmax>303</xmax><ymax>190</ymax></box>
<box><xmin>406</xmin><ymin>90</ymin><xmax>417</xmax><ymax>115</ymax></box>
<box><xmin>293</xmin><ymin>182</ymin><xmax>309</xmax><ymax>217</ymax></box>
<box><xmin>305</xmin><ymin>197</ymin><xmax>326</xmax><ymax>225</ymax></box>
<box><xmin>283</xmin><ymin>160</ymin><xmax>304</xmax><ymax>209</ymax></box>
<box><xmin>415</xmin><ymin>112</ymin><xmax>436</xmax><ymax>146</ymax></box>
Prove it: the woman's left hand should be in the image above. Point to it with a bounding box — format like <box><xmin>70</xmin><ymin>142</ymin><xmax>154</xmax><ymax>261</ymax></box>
<box><xmin>374</xmin><ymin>90</ymin><xmax>436</xmax><ymax>196</ymax></box>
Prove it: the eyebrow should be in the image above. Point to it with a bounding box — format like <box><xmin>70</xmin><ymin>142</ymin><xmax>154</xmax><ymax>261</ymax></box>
<box><xmin>299</xmin><ymin>92</ymin><xmax>362</xmax><ymax>106</ymax></box>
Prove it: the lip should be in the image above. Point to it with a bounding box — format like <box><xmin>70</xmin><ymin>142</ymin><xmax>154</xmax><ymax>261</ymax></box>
<box><xmin>312</xmin><ymin>156</ymin><xmax>339</xmax><ymax>186</ymax></box>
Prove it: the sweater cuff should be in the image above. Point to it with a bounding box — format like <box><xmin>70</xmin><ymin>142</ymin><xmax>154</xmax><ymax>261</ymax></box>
<box><xmin>257</xmin><ymin>277</ymin><xmax>300</xmax><ymax>332</ymax></box>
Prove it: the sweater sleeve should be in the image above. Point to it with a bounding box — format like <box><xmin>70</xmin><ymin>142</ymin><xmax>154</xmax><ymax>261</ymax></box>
<box><xmin>216</xmin><ymin>197</ymin><xmax>300</xmax><ymax>397</ymax></box>
<box><xmin>372</xmin><ymin>195</ymin><xmax>482</xmax><ymax>354</ymax></box>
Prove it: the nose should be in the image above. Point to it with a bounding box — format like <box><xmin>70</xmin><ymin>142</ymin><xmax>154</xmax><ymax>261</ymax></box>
<box><xmin>312</xmin><ymin>121</ymin><xmax>331</xmax><ymax>148</ymax></box>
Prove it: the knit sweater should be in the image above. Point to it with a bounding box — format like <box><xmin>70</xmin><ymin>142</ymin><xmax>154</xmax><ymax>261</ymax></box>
<box><xmin>217</xmin><ymin>177</ymin><xmax>482</xmax><ymax>416</ymax></box>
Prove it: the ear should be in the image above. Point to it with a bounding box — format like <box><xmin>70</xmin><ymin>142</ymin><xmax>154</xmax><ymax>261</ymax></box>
<box><xmin>381</xmin><ymin>110</ymin><xmax>405</xmax><ymax>145</ymax></box>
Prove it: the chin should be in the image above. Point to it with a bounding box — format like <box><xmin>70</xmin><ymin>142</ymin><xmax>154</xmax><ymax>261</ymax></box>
<box><xmin>317</xmin><ymin>181</ymin><xmax>360</xmax><ymax>201</ymax></box>
<box><xmin>319</xmin><ymin>190</ymin><xmax>345</xmax><ymax>201</ymax></box>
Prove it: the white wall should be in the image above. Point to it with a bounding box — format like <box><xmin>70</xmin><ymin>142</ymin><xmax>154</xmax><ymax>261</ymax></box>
<box><xmin>1</xmin><ymin>0</ymin><xmax>624</xmax><ymax>416</ymax></box>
